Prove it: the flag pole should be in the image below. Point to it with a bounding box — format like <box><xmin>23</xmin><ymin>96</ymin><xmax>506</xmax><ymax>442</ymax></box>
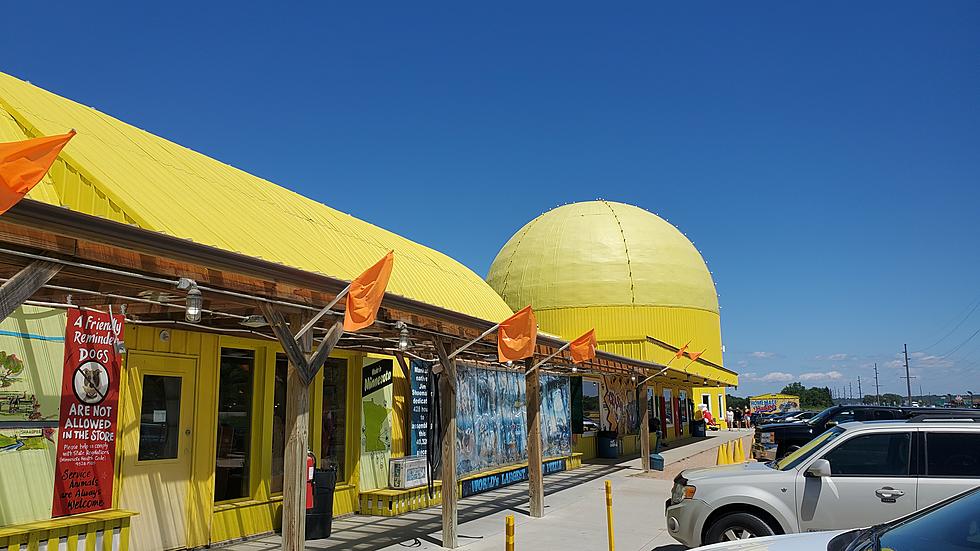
<box><xmin>528</xmin><ymin>341</ymin><xmax>571</xmax><ymax>374</ymax></box>
<box><xmin>448</xmin><ymin>322</ymin><xmax>501</xmax><ymax>360</ymax></box>
<box><xmin>293</xmin><ymin>283</ymin><xmax>351</xmax><ymax>341</ymax></box>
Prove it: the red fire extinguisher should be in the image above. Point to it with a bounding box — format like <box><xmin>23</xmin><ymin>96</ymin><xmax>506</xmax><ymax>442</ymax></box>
<box><xmin>306</xmin><ymin>452</ymin><xmax>315</xmax><ymax>510</ymax></box>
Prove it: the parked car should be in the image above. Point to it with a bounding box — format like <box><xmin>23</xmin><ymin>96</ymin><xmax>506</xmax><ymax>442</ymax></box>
<box><xmin>665</xmin><ymin>415</ymin><xmax>980</xmax><ymax>547</ymax></box>
<box><xmin>752</xmin><ymin>405</ymin><xmax>978</xmax><ymax>460</ymax></box>
<box><xmin>692</xmin><ymin>484</ymin><xmax>980</xmax><ymax>550</ymax></box>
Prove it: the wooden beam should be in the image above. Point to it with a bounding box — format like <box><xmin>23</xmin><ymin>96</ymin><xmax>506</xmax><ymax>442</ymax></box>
<box><xmin>433</xmin><ymin>338</ymin><xmax>458</xmax><ymax>549</ymax></box>
<box><xmin>282</xmin><ymin>313</ymin><xmax>313</xmax><ymax>551</ymax></box>
<box><xmin>306</xmin><ymin>318</ymin><xmax>344</xmax><ymax>381</ymax></box>
<box><xmin>525</xmin><ymin>356</ymin><xmax>544</xmax><ymax>518</ymax></box>
<box><xmin>259</xmin><ymin>302</ymin><xmax>312</xmax><ymax>384</ymax></box>
<box><xmin>640</xmin><ymin>385</ymin><xmax>651</xmax><ymax>471</ymax></box>
<box><xmin>0</xmin><ymin>260</ymin><xmax>62</xmax><ymax>320</ymax></box>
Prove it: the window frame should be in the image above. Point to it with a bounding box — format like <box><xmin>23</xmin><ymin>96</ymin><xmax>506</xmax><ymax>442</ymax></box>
<box><xmin>135</xmin><ymin>373</ymin><xmax>183</xmax><ymax>463</ymax></box>
<box><xmin>815</xmin><ymin>429</ymin><xmax>915</xmax><ymax>478</ymax></box>
<box><xmin>213</xmin><ymin>345</ymin><xmax>262</xmax><ymax>505</ymax></box>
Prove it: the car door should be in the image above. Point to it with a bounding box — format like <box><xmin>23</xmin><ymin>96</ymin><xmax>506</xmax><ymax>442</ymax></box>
<box><xmin>796</xmin><ymin>429</ymin><xmax>916</xmax><ymax>532</ymax></box>
<box><xmin>917</xmin><ymin>430</ymin><xmax>980</xmax><ymax>508</ymax></box>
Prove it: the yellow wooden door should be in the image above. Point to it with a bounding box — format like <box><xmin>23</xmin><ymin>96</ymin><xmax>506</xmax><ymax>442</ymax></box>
<box><xmin>120</xmin><ymin>353</ymin><xmax>197</xmax><ymax>551</ymax></box>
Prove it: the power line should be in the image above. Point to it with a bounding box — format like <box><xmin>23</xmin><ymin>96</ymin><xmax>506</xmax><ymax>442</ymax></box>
<box><xmin>917</xmin><ymin>296</ymin><xmax>980</xmax><ymax>352</ymax></box>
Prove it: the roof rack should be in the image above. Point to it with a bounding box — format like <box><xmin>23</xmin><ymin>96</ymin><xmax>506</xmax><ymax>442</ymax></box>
<box><xmin>907</xmin><ymin>412</ymin><xmax>980</xmax><ymax>423</ymax></box>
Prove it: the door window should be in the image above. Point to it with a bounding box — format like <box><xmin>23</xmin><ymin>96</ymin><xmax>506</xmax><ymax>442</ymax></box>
<box><xmin>271</xmin><ymin>354</ymin><xmax>288</xmax><ymax>494</ymax></box>
<box><xmin>833</xmin><ymin>410</ymin><xmax>856</xmax><ymax>423</ymax></box>
<box><xmin>320</xmin><ymin>357</ymin><xmax>348</xmax><ymax>479</ymax></box>
<box><xmin>138</xmin><ymin>375</ymin><xmax>182</xmax><ymax>461</ymax></box>
<box><xmin>926</xmin><ymin>433</ymin><xmax>980</xmax><ymax>477</ymax></box>
<box><xmin>822</xmin><ymin>432</ymin><xmax>911</xmax><ymax>476</ymax></box>
<box><xmin>215</xmin><ymin>348</ymin><xmax>255</xmax><ymax>502</ymax></box>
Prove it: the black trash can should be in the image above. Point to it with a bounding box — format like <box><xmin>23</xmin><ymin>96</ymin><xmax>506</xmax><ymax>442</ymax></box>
<box><xmin>692</xmin><ymin>420</ymin><xmax>707</xmax><ymax>438</ymax></box>
<box><xmin>306</xmin><ymin>467</ymin><xmax>337</xmax><ymax>540</ymax></box>
<box><xmin>596</xmin><ymin>430</ymin><xmax>619</xmax><ymax>459</ymax></box>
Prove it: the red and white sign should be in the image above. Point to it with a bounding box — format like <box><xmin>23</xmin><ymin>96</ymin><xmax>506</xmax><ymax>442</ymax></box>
<box><xmin>51</xmin><ymin>308</ymin><xmax>124</xmax><ymax>517</ymax></box>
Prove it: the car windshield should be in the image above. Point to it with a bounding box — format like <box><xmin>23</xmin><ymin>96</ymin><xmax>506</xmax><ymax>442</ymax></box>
<box><xmin>774</xmin><ymin>426</ymin><xmax>845</xmax><ymax>471</ymax></box>
<box><xmin>806</xmin><ymin>406</ymin><xmax>838</xmax><ymax>426</ymax></box>
<box><xmin>850</xmin><ymin>488</ymin><xmax>980</xmax><ymax>550</ymax></box>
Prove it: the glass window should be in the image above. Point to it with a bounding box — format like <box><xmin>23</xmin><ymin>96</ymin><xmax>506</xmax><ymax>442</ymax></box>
<box><xmin>320</xmin><ymin>357</ymin><xmax>347</xmax><ymax>479</ymax></box>
<box><xmin>138</xmin><ymin>375</ymin><xmax>181</xmax><ymax>461</ymax></box>
<box><xmin>822</xmin><ymin>432</ymin><xmax>911</xmax><ymax>476</ymax></box>
<box><xmin>215</xmin><ymin>348</ymin><xmax>255</xmax><ymax>502</ymax></box>
<box><xmin>270</xmin><ymin>354</ymin><xmax>288</xmax><ymax>494</ymax></box>
<box><xmin>927</xmin><ymin>433</ymin><xmax>980</xmax><ymax>477</ymax></box>
<box><xmin>833</xmin><ymin>410</ymin><xmax>856</xmax><ymax>423</ymax></box>
<box><xmin>582</xmin><ymin>379</ymin><xmax>600</xmax><ymax>430</ymax></box>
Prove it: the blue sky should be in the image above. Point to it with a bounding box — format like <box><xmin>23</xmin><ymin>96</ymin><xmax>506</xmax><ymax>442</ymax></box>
<box><xmin>4</xmin><ymin>2</ymin><xmax>979</xmax><ymax>398</ymax></box>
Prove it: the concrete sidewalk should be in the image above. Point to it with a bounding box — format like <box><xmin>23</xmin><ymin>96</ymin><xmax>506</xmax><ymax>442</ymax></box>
<box><xmin>223</xmin><ymin>430</ymin><xmax>752</xmax><ymax>551</ymax></box>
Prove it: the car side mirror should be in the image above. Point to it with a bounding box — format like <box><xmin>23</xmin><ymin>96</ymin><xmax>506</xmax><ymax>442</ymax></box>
<box><xmin>825</xmin><ymin>420</ymin><xmax>837</xmax><ymax>428</ymax></box>
<box><xmin>805</xmin><ymin>459</ymin><xmax>832</xmax><ymax>478</ymax></box>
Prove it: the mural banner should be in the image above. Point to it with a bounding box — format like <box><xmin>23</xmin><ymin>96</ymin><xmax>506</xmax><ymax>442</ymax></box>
<box><xmin>51</xmin><ymin>308</ymin><xmax>124</xmax><ymax>517</ymax></box>
<box><xmin>455</xmin><ymin>364</ymin><xmax>570</xmax><ymax>477</ymax></box>
<box><xmin>601</xmin><ymin>374</ymin><xmax>638</xmax><ymax>434</ymax></box>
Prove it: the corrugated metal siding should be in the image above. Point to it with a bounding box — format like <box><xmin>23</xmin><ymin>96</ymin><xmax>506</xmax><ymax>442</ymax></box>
<box><xmin>0</xmin><ymin>72</ymin><xmax>512</xmax><ymax>322</ymax></box>
<box><xmin>535</xmin><ymin>305</ymin><xmax>736</xmax><ymax>386</ymax></box>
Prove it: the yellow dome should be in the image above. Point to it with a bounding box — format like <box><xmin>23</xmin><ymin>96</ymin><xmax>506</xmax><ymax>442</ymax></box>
<box><xmin>487</xmin><ymin>201</ymin><xmax>718</xmax><ymax>314</ymax></box>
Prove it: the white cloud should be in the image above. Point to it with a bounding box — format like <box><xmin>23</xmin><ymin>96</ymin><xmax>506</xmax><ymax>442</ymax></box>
<box><xmin>799</xmin><ymin>371</ymin><xmax>843</xmax><ymax>381</ymax></box>
<box><xmin>748</xmin><ymin>371</ymin><xmax>795</xmax><ymax>382</ymax></box>
<box><xmin>816</xmin><ymin>353</ymin><xmax>850</xmax><ymax>361</ymax></box>
<box><xmin>750</xmin><ymin>351</ymin><xmax>777</xmax><ymax>359</ymax></box>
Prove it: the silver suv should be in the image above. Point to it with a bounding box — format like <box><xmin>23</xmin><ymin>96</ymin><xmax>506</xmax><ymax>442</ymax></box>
<box><xmin>664</xmin><ymin>417</ymin><xmax>980</xmax><ymax>547</ymax></box>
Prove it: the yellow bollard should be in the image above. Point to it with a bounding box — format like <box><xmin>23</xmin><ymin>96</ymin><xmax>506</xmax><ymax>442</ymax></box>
<box><xmin>716</xmin><ymin>443</ymin><xmax>728</xmax><ymax>465</ymax></box>
<box><xmin>605</xmin><ymin>480</ymin><xmax>615</xmax><ymax>551</ymax></box>
<box><xmin>505</xmin><ymin>514</ymin><xmax>514</xmax><ymax>551</ymax></box>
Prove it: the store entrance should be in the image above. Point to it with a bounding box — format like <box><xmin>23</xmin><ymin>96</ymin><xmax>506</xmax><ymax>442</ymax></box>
<box><xmin>119</xmin><ymin>353</ymin><xmax>197</xmax><ymax>551</ymax></box>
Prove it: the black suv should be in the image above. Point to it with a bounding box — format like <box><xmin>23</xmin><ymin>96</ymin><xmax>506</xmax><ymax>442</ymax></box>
<box><xmin>751</xmin><ymin>405</ymin><xmax>978</xmax><ymax>460</ymax></box>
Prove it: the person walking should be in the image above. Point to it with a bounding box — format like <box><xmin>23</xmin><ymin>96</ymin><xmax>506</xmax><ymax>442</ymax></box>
<box><xmin>744</xmin><ymin>407</ymin><xmax>752</xmax><ymax>429</ymax></box>
<box><xmin>725</xmin><ymin>408</ymin><xmax>734</xmax><ymax>430</ymax></box>
<box><xmin>732</xmin><ymin>407</ymin><xmax>743</xmax><ymax>430</ymax></box>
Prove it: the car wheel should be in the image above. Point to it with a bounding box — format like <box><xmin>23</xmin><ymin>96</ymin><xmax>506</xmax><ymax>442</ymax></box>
<box><xmin>704</xmin><ymin>512</ymin><xmax>776</xmax><ymax>543</ymax></box>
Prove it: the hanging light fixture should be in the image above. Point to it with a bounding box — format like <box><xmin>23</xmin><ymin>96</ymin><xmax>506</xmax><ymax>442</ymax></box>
<box><xmin>572</xmin><ymin>366</ymin><xmax>578</xmax><ymax>373</ymax></box>
<box><xmin>177</xmin><ymin>278</ymin><xmax>203</xmax><ymax>323</ymax></box>
<box><xmin>395</xmin><ymin>321</ymin><xmax>411</xmax><ymax>351</ymax></box>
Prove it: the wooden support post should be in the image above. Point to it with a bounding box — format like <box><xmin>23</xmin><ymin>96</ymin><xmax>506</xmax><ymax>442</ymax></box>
<box><xmin>0</xmin><ymin>260</ymin><xmax>62</xmax><ymax>320</ymax></box>
<box><xmin>525</xmin><ymin>356</ymin><xmax>544</xmax><ymax>518</ymax></box>
<box><xmin>282</xmin><ymin>312</ymin><xmax>312</xmax><ymax>551</ymax></box>
<box><xmin>639</xmin><ymin>385</ymin><xmax>650</xmax><ymax>471</ymax></box>
<box><xmin>259</xmin><ymin>302</ymin><xmax>344</xmax><ymax>551</ymax></box>
<box><xmin>433</xmin><ymin>339</ymin><xmax>458</xmax><ymax>549</ymax></box>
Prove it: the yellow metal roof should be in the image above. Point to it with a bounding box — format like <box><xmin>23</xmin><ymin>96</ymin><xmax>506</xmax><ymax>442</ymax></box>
<box><xmin>487</xmin><ymin>201</ymin><xmax>719</xmax><ymax>314</ymax></box>
<box><xmin>0</xmin><ymin>72</ymin><xmax>513</xmax><ymax>322</ymax></box>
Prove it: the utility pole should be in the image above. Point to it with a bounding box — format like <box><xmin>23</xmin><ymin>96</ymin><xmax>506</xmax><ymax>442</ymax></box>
<box><xmin>874</xmin><ymin>363</ymin><xmax>881</xmax><ymax>406</ymax></box>
<box><xmin>902</xmin><ymin>344</ymin><xmax>913</xmax><ymax>406</ymax></box>
<box><xmin>858</xmin><ymin>376</ymin><xmax>863</xmax><ymax>403</ymax></box>
<box><xmin>849</xmin><ymin>382</ymin><xmax>853</xmax><ymax>401</ymax></box>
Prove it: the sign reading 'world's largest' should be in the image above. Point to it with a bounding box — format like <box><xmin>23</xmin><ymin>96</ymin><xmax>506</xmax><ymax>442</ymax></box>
<box><xmin>51</xmin><ymin>309</ymin><xmax>124</xmax><ymax>517</ymax></box>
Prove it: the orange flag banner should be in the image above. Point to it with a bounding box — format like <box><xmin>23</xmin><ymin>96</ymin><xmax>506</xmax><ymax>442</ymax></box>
<box><xmin>569</xmin><ymin>329</ymin><xmax>598</xmax><ymax>364</ymax></box>
<box><xmin>344</xmin><ymin>251</ymin><xmax>394</xmax><ymax>332</ymax></box>
<box><xmin>0</xmin><ymin>130</ymin><xmax>75</xmax><ymax>215</ymax></box>
<box><xmin>688</xmin><ymin>349</ymin><xmax>705</xmax><ymax>362</ymax></box>
<box><xmin>498</xmin><ymin>306</ymin><xmax>538</xmax><ymax>363</ymax></box>
<box><xmin>675</xmin><ymin>340</ymin><xmax>691</xmax><ymax>359</ymax></box>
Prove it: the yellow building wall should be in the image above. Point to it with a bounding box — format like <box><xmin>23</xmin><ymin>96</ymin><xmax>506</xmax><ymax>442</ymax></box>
<box><xmin>118</xmin><ymin>325</ymin><xmax>364</xmax><ymax>547</ymax></box>
<box><xmin>533</xmin><ymin>306</ymin><xmax>736</xmax><ymax>387</ymax></box>
<box><xmin>694</xmin><ymin>387</ymin><xmax>729</xmax><ymax>427</ymax></box>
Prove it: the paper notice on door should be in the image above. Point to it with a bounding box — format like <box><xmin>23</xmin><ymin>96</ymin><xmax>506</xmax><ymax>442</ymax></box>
<box><xmin>153</xmin><ymin>410</ymin><xmax>167</xmax><ymax>423</ymax></box>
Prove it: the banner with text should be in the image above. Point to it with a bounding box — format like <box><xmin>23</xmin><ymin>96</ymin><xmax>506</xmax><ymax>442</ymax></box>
<box><xmin>51</xmin><ymin>308</ymin><xmax>124</xmax><ymax>517</ymax></box>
